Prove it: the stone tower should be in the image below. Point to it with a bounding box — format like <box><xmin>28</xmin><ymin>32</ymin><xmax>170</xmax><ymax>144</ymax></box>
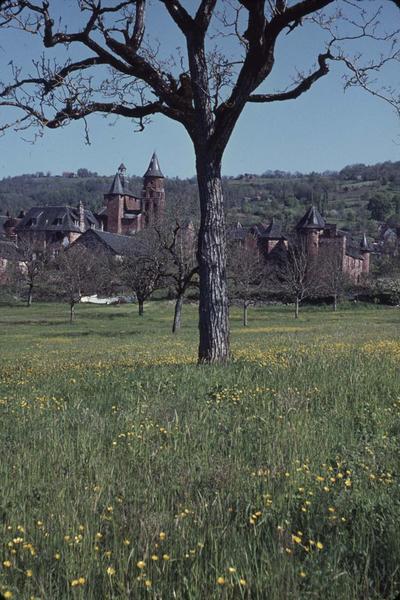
<box><xmin>143</xmin><ymin>153</ymin><xmax>165</xmax><ymax>225</ymax></box>
<box><xmin>104</xmin><ymin>163</ymin><xmax>126</xmax><ymax>234</ymax></box>
<box><xmin>360</xmin><ymin>233</ymin><xmax>372</xmax><ymax>274</ymax></box>
<box><xmin>296</xmin><ymin>206</ymin><xmax>326</xmax><ymax>258</ymax></box>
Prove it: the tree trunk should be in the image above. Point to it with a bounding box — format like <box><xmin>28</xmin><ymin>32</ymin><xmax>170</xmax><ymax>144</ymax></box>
<box><xmin>70</xmin><ymin>302</ymin><xmax>75</xmax><ymax>323</ymax></box>
<box><xmin>138</xmin><ymin>300</ymin><xmax>144</xmax><ymax>316</ymax></box>
<box><xmin>295</xmin><ymin>297</ymin><xmax>299</xmax><ymax>319</ymax></box>
<box><xmin>172</xmin><ymin>294</ymin><xmax>184</xmax><ymax>333</ymax></box>
<box><xmin>27</xmin><ymin>284</ymin><xmax>33</xmax><ymax>307</ymax></box>
<box><xmin>333</xmin><ymin>293</ymin><xmax>337</xmax><ymax>312</ymax></box>
<box><xmin>196</xmin><ymin>156</ymin><xmax>229</xmax><ymax>363</ymax></box>
<box><xmin>243</xmin><ymin>301</ymin><xmax>248</xmax><ymax>327</ymax></box>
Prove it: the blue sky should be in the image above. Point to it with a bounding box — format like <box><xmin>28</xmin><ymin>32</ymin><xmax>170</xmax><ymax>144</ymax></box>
<box><xmin>0</xmin><ymin>0</ymin><xmax>399</xmax><ymax>179</ymax></box>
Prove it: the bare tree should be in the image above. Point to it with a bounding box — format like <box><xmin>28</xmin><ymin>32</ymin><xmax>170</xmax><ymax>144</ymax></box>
<box><xmin>228</xmin><ymin>238</ymin><xmax>266</xmax><ymax>326</ymax></box>
<box><xmin>50</xmin><ymin>245</ymin><xmax>103</xmax><ymax>323</ymax></box>
<box><xmin>0</xmin><ymin>1</ymin><xmax>399</xmax><ymax>360</ymax></box>
<box><xmin>276</xmin><ymin>237</ymin><xmax>320</xmax><ymax>318</ymax></box>
<box><xmin>155</xmin><ymin>219</ymin><xmax>198</xmax><ymax>333</ymax></box>
<box><xmin>9</xmin><ymin>237</ymin><xmax>50</xmax><ymax>306</ymax></box>
<box><xmin>319</xmin><ymin>243</ymin><xmax>350</xmax><ymax>311</ymax></box>
<box><xmin>118</xmin><ymin>230</ymin><xmax>165</xmax><ymax>316</ymax></box>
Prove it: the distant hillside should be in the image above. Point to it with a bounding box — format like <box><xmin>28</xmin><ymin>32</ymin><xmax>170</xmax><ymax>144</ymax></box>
<box><xmin>1</xmin><ymin>160</ymin><xmax>400</xmax><ymax>237</ymax></box>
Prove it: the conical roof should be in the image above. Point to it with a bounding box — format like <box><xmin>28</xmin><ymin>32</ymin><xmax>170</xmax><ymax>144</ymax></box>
<box><xmin>108</xmin><ymin>172</ymin><xmax>125</xmax><ymax>195</ymax></box>
<box><xmin>262</xmin><ymin>218</ymin><xmax>283</xmax><ymax>239</ymax></box>
<box><xmin>144</xmin><ymin>152</ymin><xmax>164</xmax><ymax>178</ymax></box>
<box><xmin>296</xmin><ymin>206</ymin><xmax>325</xmax><ymax>230</ymax></box>
<box><xmin>360</xmin><ymin>233</ymin><xmax>372</xmax><ymax>252</ymax></box>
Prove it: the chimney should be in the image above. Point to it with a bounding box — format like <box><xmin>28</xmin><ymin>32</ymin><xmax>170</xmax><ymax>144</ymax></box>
<box><xmin>79</xmin><ymin>200</ymin><xmax>85</xmax><ymax>232</ymax></box>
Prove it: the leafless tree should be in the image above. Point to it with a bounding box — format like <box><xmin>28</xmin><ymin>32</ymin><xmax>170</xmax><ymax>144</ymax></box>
<box><xmin>8</xmin><ymin>237</ymin><xmax>50</xmax><ymax>305</ymax></box>
<box><xmin>318</xmin><ymin>243</ymin><xmax>350</xmax><ymax>311</ymax></box>
<box><xmin>0</xmin><ymin>1</ymin><xmax>399</xmax><ymax>361</ymax></box>
<box><xmin>227</xmin><ymin>238</ymin><xmax>266</xmax><ymax>326</ymax></box>
<box><xmin>155</xmin><ymin>219</ymin><xmax>198</xmax><ymax>333</ymax></box>
<box><xmin>276</xmin><ymin>236</ymin><xmax>320</xmax><ymax>318</ymax></box>
<box><xmin>118</xmin><ymin>230</ymin><xmax>166</xmax><ymax>316</ymax></box>
<box><xmin>50</xmin><ymin>245</ymin><xmax>104</xmax><ymax>323</ymax></box>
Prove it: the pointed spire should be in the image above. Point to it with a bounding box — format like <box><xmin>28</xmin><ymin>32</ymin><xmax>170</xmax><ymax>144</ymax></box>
<box><xmin>108</xmin><ymin>171</ymin><xmax>125</xmax><ymax>195</ymax></box>
<box><xmin>144</xmin><ymin>152</ymin><xmax>164</xmax><ymax>178</ymax></box>
<box><xmin>296</xmin><ymin>206</ymin><xmax>325</xmax><ymax>230</ymax></box>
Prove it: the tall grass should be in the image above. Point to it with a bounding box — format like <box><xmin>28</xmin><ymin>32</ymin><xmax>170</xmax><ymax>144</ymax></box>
<box><xmin>0</xmin><ymin>302</ymin><xmax>399</xmax><ymax>599</ymax></box>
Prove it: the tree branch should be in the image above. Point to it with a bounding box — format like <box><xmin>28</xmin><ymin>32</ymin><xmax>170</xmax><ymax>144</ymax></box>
<box><xmin>248</xmin><ymin>51</ymin><xmax>332</xmax><ymax>103</ymax></box>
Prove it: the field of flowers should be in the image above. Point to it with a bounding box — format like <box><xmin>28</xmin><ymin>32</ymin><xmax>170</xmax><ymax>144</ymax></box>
<box><xmin>1</xmin><ymin>301</ymin><xmax>400</xmax><ymax>599</ymax></box>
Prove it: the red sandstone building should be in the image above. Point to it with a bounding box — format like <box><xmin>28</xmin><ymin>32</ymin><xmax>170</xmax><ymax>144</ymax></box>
<box><xmin>97</xmin><ymin>154</ymin><xmax>165</xmax><ymax>234</ymax></box>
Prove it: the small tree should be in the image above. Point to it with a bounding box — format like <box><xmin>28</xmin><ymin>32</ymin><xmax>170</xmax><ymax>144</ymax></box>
<box><xmin>155</xmin><ymin>219</ymin><xmax>198</xmax><ymax>333</ymax></box>
<box><xmin>7</xmin><ymin>238</ymin><xmax>50</xmax><ymax>306</ymax></box>
<box><xmin>276</xmin><ymin>237</ymin><xmax>320</xmax><ymax>318</ymax></box>
<box><xmin>119</xmin><ymin>231</ymin><xmax>165</xmax><ymax>316</ymax></box>
<box><xmin>228</xmin><ymin>238</ymin><xmax>266</xmax><ymax>327</ymax></box>
<box><xmin>319</xmin><ymin>244</ymin><xmax>350</xmax><ymax>311</ymax></box>
<box><xmin>50</xmin><ymin>245</ymin><xmax>103</xmax><ymax>323</ymax></box>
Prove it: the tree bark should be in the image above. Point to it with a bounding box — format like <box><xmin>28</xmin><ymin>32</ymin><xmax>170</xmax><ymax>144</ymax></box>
<box><xmin>333</xmin><ymin>293</ymin><xmax>337</xmax><ymax>312</ymax></box>
<box><xmin>295</xmin><ymin>297</ymin><xmax>299</xmax><ymax>319</ymax></box>
<box><xmin>138</xmin><ymin>299</ymin><xmax>144</xmax><ymax>316</ymax></box>
<box><xmin>243</xmin><ymin>301</ymin><xmax>248</xmax><ymax>327</ymax></box>
<box><xmin>196</xmin><ymin>156</ymin><xmax>229</xmax><ymax>363</ymax></box>
<box><xmin>27</xmin><ymin>284</ymin><xmax>33</xmax><ymax>307</ymax></box>
<box><xmin>172</xmin><ymin>294</ymin><xmax>184</xmax><ymax>333</ymax></box>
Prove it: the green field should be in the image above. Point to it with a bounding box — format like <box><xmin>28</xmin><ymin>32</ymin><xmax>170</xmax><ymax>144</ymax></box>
<box><xmin>1</xmin><ymin>301</ymin><xmax>400</xmax><ymax>599</ymax></box>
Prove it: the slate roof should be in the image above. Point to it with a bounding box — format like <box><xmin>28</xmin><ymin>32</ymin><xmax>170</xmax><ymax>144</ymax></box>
<box><xmin>107</xmin><ymin>170</ymin><xmax>137</xmax><ymax>197</ymax></box>
<box><xmin>15</xmin><ymin>206</ymin><xmax>99</xmax><ymax>233</ymax></box>
<box><xmin>0</xmin><ymin>240</ymin><xmax>21</xmax><ymax>260</ymax></box>
<box><xmin>108</xmin><ymin>172</ymin><xmax>125</xmax><ymax>195</ymax></box>
<box><xmin>257</xmin><ymin>218</ymin><xmax>285</xmax><ymax>239</ymax></box>
<box><xmin>75</xmin><ymin>229</ymin><xmax>139</xmax><ymax>256</ymax></box>
<box><xmin>144</xmin><ymin>152</ymin><xmax>164</xmax><ymax>178</ymax></box>
<box><xmin>296</xmin><ymin>206</ymin><xmax>326</xmax><ymax>230</ymax></box>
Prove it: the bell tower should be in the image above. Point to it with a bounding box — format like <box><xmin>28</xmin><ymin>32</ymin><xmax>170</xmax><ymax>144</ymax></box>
<box><xmin>143</xmin><ymin>153</ymin><xmax>165</xmax><ymax>225</ymax></box>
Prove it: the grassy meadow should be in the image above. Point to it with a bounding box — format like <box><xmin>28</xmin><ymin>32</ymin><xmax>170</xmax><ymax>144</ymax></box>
<box><xmin>1</xmin><ymin>301</ymin><xmax>400</xmax><ymax>599</ymax></box>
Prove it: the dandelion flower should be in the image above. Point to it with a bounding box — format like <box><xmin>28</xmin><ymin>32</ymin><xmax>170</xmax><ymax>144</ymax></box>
<box><xmin>26</xmin><ymin>569</ymin><xmax>33</xmax><ymax>577</ymax></box>
<box><xmin>299</xmin><ymin>571</ymin><xmax>306</xmax><ymax>578</ymax></box>
<box><xmin>162</xmin><ymin>554</ymin><xmax>170</xmax><ymax>561</ymax></box>
<box><xmin>217</xmin><ymin>577</ymin><xmax>225</xmax><ymax>585</ymax></box>
<box><xmin>239</xmin><ymin>578</ymin><xmax>247</xmax><ymax>586</ymax></box>
<box><xmin>316</xmin><ymin>541</ymin><xmax>324</xmax><ymax>550</ymax></box>
<box><xmin>228</xmin><ymin>567</ymin><xmax>236</xmax><ymax>573</ymax></box>
<box><xmin>159</xmin><ymin>532</ymin><xmax>166</xmax><ymax>540</ymax></box>
<box><xmin>137</xmin><ymin>560</ymin><xmax>146</xmax><ymax>569</ymax></box>
<box><xmin>144</xmin><ymin>580</ymin><xmax>152</xmax><ymax>588</ymax></box>
<box><xmin>3</xmin><ymin>560</ymin><xmax>12</xmax><ymax>568</ymax></box>
<box><xmin>106</xmin><ymin>567</ymin><xmax>116</xmax><ymax>576</ymax></box>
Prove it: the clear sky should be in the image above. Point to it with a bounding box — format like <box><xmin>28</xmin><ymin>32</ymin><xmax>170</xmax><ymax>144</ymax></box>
<box><xmin>0</xmin><ymin>0</ymin><xmax>399</xmax><ymax>179</ymax></box>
